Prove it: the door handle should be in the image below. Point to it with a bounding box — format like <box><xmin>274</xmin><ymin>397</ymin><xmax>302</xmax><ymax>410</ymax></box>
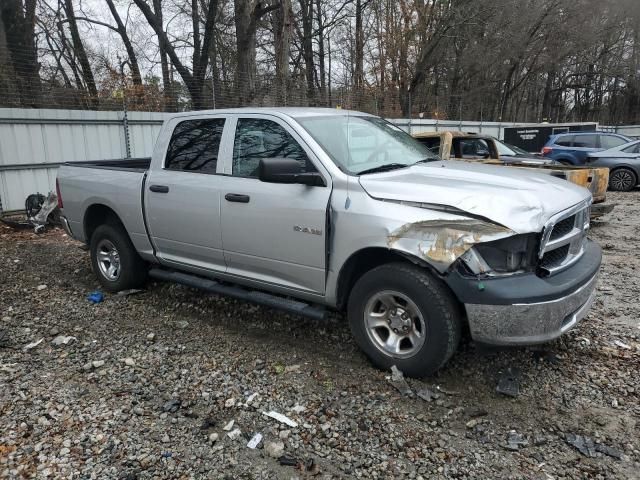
<box><xmin>149</xmin><ymin>185</ymin><xmax>169</xmax><ymax>193</ymax></box>
<box><xmin>225</xmin><ymin>193</ymin><xmax>250</xmax><ymax>203</ymax></box>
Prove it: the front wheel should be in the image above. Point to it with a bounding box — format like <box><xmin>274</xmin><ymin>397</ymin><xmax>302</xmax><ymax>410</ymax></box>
<box><xmin>609</xmin><ymin>168</ymin><xmax>637</xmax><ymax>192</ymax></box>
<box><xmin>347</xmin><ymin>263</ymin><xmax>462</xmax><ymax>377</ymax></box>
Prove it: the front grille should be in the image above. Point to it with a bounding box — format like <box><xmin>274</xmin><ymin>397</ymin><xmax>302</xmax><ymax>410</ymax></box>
<box><xmin>540</xmin><ymin>244</ymin><xmax>570</xmax><ymax>269</ymax></box>
<box><xmin>549</xmin><ymin>215</ymin><xmax>575</xmax><ymax>240</ymax></box>
<box><xmin>538</xmin><ymin>203</ymin><xmax>589</xmax><ymax>275</ymax></box>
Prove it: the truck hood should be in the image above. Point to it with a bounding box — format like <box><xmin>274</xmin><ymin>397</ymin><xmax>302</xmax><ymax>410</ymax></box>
<box><xmin>358</xmin><ymin>160</ymin><xmax>590</xmax><ymax>233</ymax></box>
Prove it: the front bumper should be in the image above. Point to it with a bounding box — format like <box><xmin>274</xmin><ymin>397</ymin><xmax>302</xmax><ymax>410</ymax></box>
<box><xmin>445</xmin><ymin>240</ymin><xmax>601</xmax><ymax>346</ymax></box>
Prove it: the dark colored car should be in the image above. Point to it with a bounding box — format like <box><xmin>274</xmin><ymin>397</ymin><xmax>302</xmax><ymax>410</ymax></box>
<box><xmin>495</xmin><ymin>140</ymin><xmax>558</xmax><ymax>165</ymax></box>
<box><xmin>542</xmin><ymin>132</ymin><xmax>632</xmax><ymax>165</ymax></box>
<box><xmin>586</xmin><ymin>140</ymin><xmax>640</xmax><ymax>191</ymax></box>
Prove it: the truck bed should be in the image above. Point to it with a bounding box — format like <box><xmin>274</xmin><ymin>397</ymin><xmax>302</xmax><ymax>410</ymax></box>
<box><xmin>65</xmin><ymin>157</ymin><xmax>151</xmax><ymax>172</ymax></box>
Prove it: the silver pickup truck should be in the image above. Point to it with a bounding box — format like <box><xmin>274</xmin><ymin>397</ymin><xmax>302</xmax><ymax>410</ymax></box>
<box><xmin>57</xmin><ymin>108</ymin><xmax>601</xmax><ymax>376</ymax></box>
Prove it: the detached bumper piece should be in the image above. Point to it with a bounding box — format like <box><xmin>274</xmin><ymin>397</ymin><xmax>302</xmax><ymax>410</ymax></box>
<box><xmin>446</xmin><ymin>240</ymin><xmax>601</xmax><ymax>346</ymax></box>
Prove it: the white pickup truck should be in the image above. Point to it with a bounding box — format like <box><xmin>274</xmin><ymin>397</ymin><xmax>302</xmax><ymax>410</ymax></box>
<box><xmin>56</xmin><ymin>108</ymin><xmax>601</xmax><ymax>376</ymax></box>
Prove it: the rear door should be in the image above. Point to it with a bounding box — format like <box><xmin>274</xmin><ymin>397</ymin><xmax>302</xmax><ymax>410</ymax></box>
<box><xmin>219</xmin><ymin>114</ymin><xmax>331</xmax><ymax>294</ymax></box>
<box><xmin>144</xmin><ymin>115</ymin><xmax>231</xmax><ymax>272</ymax></box>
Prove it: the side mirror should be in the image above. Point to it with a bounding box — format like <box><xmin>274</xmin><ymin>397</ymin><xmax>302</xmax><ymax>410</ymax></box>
<box><xmin>258</xmin><ymin>158</ymin><xmax>325</xmax><ymax>186</ymax></box>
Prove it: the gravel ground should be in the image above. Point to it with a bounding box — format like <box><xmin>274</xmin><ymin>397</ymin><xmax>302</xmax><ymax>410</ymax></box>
<box><xmin>1</xmin><ymin>192</ymin><xmax>639</xmax><ymax>479</ymax></box>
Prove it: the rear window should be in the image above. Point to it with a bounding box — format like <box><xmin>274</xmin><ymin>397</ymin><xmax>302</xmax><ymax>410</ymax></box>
<box><xmin>600</xmin><ymin>135</ymin><xmax>628</xmax><ymax>150</ymax></box>
<box><xmin>165</xmin><ymin>118</ymin><xmax>226</xmax><ymax>173</ymax></box>
<box><xmin>555</xmin><ymin>135</ymin><xmax>574</xmax><ymax>147</ymax></box>
<box><xmin>622</xmin><ymin>142</ymin><xmax>640</xmax><ymax>154</ymax></box>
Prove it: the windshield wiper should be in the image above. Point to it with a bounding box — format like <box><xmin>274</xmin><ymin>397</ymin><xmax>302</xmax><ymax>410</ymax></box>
<box><xmin>357</xmin><ymin>163</ymin><xmax>409</xmax><ymax>175</ymax></box>
<box><xmin>411</xmin><ymin>157</ymin><xmax>439</xmax><ymax>165</ymax></box>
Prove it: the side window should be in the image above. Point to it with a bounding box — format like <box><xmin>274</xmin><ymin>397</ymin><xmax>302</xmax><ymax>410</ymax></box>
<box><xmin>416</xmin><ymin>137</ymin><xmax>441</xmax><ymax>155</ymax></box>
<box><xmin>600</xmin><ymin>135</ymin><xmax>627</xmax><ymax>150</ymax></box>
<box><xmin>623</xmin><ymin>142</ymin><xmax>640</xmax><ymax>154</ymax></box>
<box><xmin>232</xmin><ymin>118</ymin><xmax>315</xmax><ymax>178</ymax></box>
<box><xmin>165</xmin><ymin>119</ymin><xmax>225</xmax><ymax>173</ymax></box>
<box><xmin>555</xmin><ymin>135</ymin><xmax>574</xmax><ymax>147</ymax></box>
<box><xmin>457</xmin><ymin>139</ymin><xmax>490</xmax><ymax>158</ymax></box>
<box><xmin>573</xmin><ymin>134</ymin><xmax>597</xmax><ymax>148</ymax></box>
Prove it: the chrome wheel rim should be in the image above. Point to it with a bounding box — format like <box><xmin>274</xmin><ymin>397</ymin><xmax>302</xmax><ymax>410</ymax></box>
<box><xmin>610</xmin><ymin>170</ymin><xmax>635</xmax><ymax>191</ymax></box>
<box><xmin>96</xmin><ymin>239</ymin><xmax>121</xmax><ymax>281</ymax></box>
<box><xmin>364</xmin><ymin>290</ymin><xmax>426</xmax><ymax>359</ymax></box>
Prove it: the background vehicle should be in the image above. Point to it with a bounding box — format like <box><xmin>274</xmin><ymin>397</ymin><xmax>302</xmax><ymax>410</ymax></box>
<box><xmin>412</xmin><ymin>131</ymin><xmax>612</xmax><ymax>215</ymax></box>
<box><xmin>541</xmin><ymin>132</ymin><xmax>632</xmax><ymax>165</ymax></box>
<box><xmin>586</xmin><ymin>140</ymin><xmax>640</xmax><ymax>191</ymax></box>
<box><xmin>57</xmin><ymin>109</ymin><xmax>600</xmax><ymax>377</ymax></box>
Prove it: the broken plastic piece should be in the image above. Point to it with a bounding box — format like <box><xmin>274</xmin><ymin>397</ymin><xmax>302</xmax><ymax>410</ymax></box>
<box><xmin>87</xmin><ymin>291</ymin><xmax>104</xmax><ymax>304</ymax></box>
<box><xmin>23</xmin><ymin>338</ymin><xmax>44</xmax><ymax>351</ymax></box>
<box><xmin>262</xmin><ymin>411</ymin><xmax>298</xmax><ymax>428</ymax></box>
<box><xmin>566</xmin><ymin>433</ymin><xmax>597</xmax><ymax>457</ymax></box>
<box><xmin>389</xmin><ymin>365</ymin><xmax>413</xmax><ymax>397</ymax></box>
<box><xmin>247</xmin><ymin>433</ymin><xmax>263</xmax><ymax>449</ymax></box>
<box><xmin>223</xmin><ymin>420</ymin><xmax>235</xmax><ymax>431</ymax></box>
<box><xmin>51</xmin><ymin>335</ymin><xmax>76</xmax><ymax>346</ymax></box>
<box><xmin>416</xmin><ymin>386</ymin><xmax>439</xmax><ymax>402</ymax></box>
<box><xmin>496</xmin><ymin>367</ymin><xmax>520</xmax><ymax>397</ymax></box>
<box><xmin>227</xmin><ymin>428</ymin><xmax>242</xmax><ymax>440</ymax></box>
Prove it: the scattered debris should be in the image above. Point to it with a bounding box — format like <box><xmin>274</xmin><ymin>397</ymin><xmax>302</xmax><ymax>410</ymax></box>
<box><xmin>208</xmin><ymin>432</ymin><xmax>219</xmax><ymax>444</ymax></box>
<box><xmin>247</xmin><ymin>433</ymin><xmax>263</xmax><ymax>449</ymax></box>
<box><xmin>435</xmin><ymin>385</ymin><xmax>459</xmax><ymax>395</ymax></box>
<box><xmin>262</xmin><ymin>411</ymin><xmax>298</xmax><ymax>428</ymax></box>
<box><xmin>123</xmin><ymin>357</ymin><xmax>135</xmax><ymax>367</ymax></box>
<box><xmin>23</xmin><ymin>338</ymin><xmax>44</xmax><ymax>351</ymax></box>
<box><xmin>146</xmin><ymin>333</ymin><xmax>156</xmax><ymax>341</ymax></box>
<box><xmin>466</xmin><ymin>419</ymin><xmax>479</xmax><ymax>429</ymax></box>
<box><xmin>565</xmin><ymin>433</ymin><xmax>597</xmax><ymax>457</ymax></box>
<box><xmin>284</xmin><ymin>364</ymin><xmax>301</xmax><ymax>373</ymax></box>
<box><xmin>389</xmin><ymin>365</ymin><xmax>413</xmax><ymax>397</ymax></box>
<box><xmin>225</xmin><ymin>398</ymin><xmax>236</xmax><ymax>408</ymax></box>
<box><xmin>496</xmin><ymin>367</ymin><xmax>521</xmax><ymax>397</ymax></box>
<box><xmin>36</xmin><ymin>284</ymin><xmax>47</xmax><ymax>291</ymax></box>
<box><xmin>505</xmin><ymin>431</ymin><xmax>528</xmax><ymax>451</ymax></box>
<box><xmin>246</xmin><ymin>392</ymin><xmax>259</xmax><ymax>404</ymax></box>
<box><xmin>264</xmin><ymin>440</ymin><xmax>285</xmax><ymax>458</ymax></box>
<box><xmin>223</xmin><ymin>420</ymin><xmax>235</xmax><ymax>431</ymax></box>
<box><xmin>163</xmin><ymin>399</ymin><xmax>181</xmax><ymax>413</ymax></box>
<box><xmin>87</xmin><ymin>291</ymin><xmax>104</xmax><ymax>304</ymax></box>
<box><xmin>117</xmin><ymin>289</ymin><xmax>144</xmax><ymax>296</ymax></box>
<box><xmin>595</xmin><ymin>443</ymin><xmax>624</xmax><ymax>460</ymax></box>
<box><xmin>278</xmin><ymin>455</ymin><xmax>298</xmax><ymax>467</ymax></box>
<box><xmin>51</xmin><ymin>335</ymin><xmax>76</xmax><ymax>346</ymax></box>
<box><xmin>290</xmin><ymin>404</ymin><xmax>306</xmax><ymax>414</ymax></box>
<box><xmin>227</xmin><ymin>428</ymin><xmax>242</xmax><ymax>440</ymax></box>
<box><xmin>576</xmin><ymin>337</ymin><xmax>591</xmax><ymax>346</ymax></box>
<box><xmin>613</xmin><ymin>339</ymin><xmax>631</xmax><ymax>350</ymax></box>
<box><xmin>416</xmin><ymin>385</ymin><xmax>439</xmax><ymax>402</ymax></box>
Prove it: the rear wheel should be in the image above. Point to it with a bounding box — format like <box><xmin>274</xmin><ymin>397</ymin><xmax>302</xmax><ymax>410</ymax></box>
<box><xmin>347</xmin><ymin>263</ymin><xmax>462</xmax><ymax>377</ymax></box>
<box><xmin>90</xmin><ymin>223</ymin><xmax>148</xmax><ymax>292</ymax></box>
<box><xmin>608</xmin><ymin>168</ymin><xmax>637</xmax><ymax>192</ymax></box>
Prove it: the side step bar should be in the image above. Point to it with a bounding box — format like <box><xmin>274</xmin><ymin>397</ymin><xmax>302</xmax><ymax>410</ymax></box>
<box><xmin>148</xmin><ymin>268</ymin><xmax>327</xmax><ymax>321</ymax></box>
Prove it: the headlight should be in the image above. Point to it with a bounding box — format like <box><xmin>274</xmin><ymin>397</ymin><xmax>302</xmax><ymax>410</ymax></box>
<box><xmin>460</xmin><ymin>234</ymin><xmax>539</xmax><ymax>276</ymax></box>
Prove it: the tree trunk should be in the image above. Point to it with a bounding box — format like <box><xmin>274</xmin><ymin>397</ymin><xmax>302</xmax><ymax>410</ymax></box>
<box><xmin>315</xmin><ymin>0</ymin><xmax>326</xmax><ymax>105</ymax></box>
<box><xmin>234</xmin><ymin>0</ymin><xmax>257</xmax><ymax>105</ymax></box>
<box><xmin>273</xmin><ymin>0</ymin><xmax>292</xmax><ymax>105</ymax></box>
<box><xmin>63</xmin><ymin>0</ymin><xmax>98</xmax><ymax>107</ymax></box>
<box><xmin>0</xmin><ymin>0</ymin><xmax>41</xmax><ymax>107</ymax></box>
<box><xmin>105</xmin><ymin>0</ymin><xmax>142</xmax><ymax>86</ymax></box>
<box><xmin>354</xmin><ymin>0</ymin><xmax>364</xmax><ymax>108</ymax></box>
<box><xmin>299</xmin><ymin>0</ymin><xmax>315</xmax><ymax>105</ymax></box>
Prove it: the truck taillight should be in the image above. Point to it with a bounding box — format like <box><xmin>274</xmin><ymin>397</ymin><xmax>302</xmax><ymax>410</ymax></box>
<box><xmin>541</xmin><ymin>146</ymin><xmax>552</xmax><ymax>155</ymax></box>
<box><xmin>56</xmin><ymin>178</ymin><xmax>63</xmax><ymax>208</ymax></box>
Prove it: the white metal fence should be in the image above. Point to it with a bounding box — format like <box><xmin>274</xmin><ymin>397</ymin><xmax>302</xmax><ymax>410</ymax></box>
<box><xmin>1</xmin><ymin>107</ymin><xmax>638</xmax><ymax>212</ymax></box>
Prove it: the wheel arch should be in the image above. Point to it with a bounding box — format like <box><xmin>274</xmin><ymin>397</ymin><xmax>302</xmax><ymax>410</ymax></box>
<box><xmin>83</xmin><ymin>203</ymin><xmax>126</xmax><ymax>244</ymax></box>
<box><xmin>335</xmin><ymin>247</ymin><xmax>446</xmax><ymax>310</ymax></box>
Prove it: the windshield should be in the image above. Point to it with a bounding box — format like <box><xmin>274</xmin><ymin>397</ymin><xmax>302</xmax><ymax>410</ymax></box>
<box><xmin>297</xmin><ymin>115</ymin><xmax>438</xmax><ymax>174</ymax></box>
<box><xmin>494</xmin><ymin>139</ymin><xmax>517</xmax><ymax>156</ymax></box>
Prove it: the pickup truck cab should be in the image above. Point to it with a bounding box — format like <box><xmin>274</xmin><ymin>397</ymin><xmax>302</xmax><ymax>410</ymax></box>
<box><xmin>57</xmin><ymin>108</ymin><xmax>601</xmax><ymax>376</ymax></box>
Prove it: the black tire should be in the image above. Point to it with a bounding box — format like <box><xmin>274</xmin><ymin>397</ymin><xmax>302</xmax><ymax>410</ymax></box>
<box><xmin>90</xmin><ymin>223</ymin><xmax>148</xmax><ymax>292</ymax></box>
<box><xmin>347</xmin><ymin>262</ymin><xmax>462</xmax><ymax>377</ymax></box>
<box><xmin>608</xmin><ymin>167</ymin><xmax>637</xmax><ymax>192</ymax></box>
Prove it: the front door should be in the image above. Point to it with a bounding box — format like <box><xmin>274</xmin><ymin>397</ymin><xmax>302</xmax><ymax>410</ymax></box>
<box><xmin>145</xmin><ymin>115</ymin><xmax>231</xmax><ymax>272</ymax></box>
<box><xmin>220</xmin><ymin>115</ymin><xmax>331</xmax><ymax>294</ymax></box>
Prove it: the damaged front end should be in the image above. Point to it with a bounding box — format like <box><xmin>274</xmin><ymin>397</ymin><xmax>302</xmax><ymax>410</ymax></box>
<box><xmin>385</xmin><ymin>213</ymin><xmax>539</xmax><ymax>278</ymax></box>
